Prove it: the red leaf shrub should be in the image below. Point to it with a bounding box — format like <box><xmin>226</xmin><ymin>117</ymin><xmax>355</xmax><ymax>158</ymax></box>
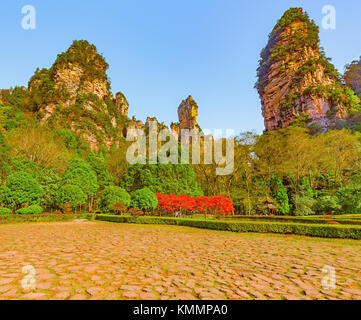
<box><xmin>155</xmin><ymin>194</ymin><xmax>234</xmax><ymax>216</ymax></box>
<box><xmin>112</xmin><ymin>202</ymin><xmax>127</xmax><ymax>215</ymax></box>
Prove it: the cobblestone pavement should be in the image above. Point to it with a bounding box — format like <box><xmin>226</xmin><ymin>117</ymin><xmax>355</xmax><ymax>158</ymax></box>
<box><xmin>0</xmin><ymin>221</ymin><xmax>360</xmax><ymax>300</ymax></box>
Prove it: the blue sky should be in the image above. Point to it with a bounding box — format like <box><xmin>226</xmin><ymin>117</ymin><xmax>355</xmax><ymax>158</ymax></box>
<box><xmin>1</xmin><ymin>0</ymin><xmax>361</xmax><ymax>135</ymax></box>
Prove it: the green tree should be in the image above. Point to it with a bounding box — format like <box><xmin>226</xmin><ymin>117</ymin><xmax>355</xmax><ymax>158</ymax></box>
<box><xmin>7</xmin><ymin>126</ymin><xmax>71</xmax><ymax>174</ymax></box>
<box><xmin>10</xmin><ymin>158</ymin><xmax>61</xmax><ymax>210</ymax></box>
<box><xmin>40</xmin><ymin>169</ymin><xmax>62</xmax><ymax>210</ymax></box>
<box><xmin>105</xmin><ymin>143</ymin><xmax>129</xmax><ymax>184</ymax></box>
<box><xmin>270</xmin><ymin>176</ymin><xmax>290</xmax><ymax>215</ymax></box>
<box><xmin>10</xmin><ymin>157</ymin><xmax>42</xmax><ymax>180</ymax></box>
<box><xmin>0</xmin><ymin>131</ymin><xmax>10</xmax><ymax>182</ymax></box>
<box><xmin>344</xmin><ymin>57</ymin><xmax>361</xmax><ymax>98</ymax></box>
<box><xmin>54</xmin><ymin>129</ymin><xmax>78</xmax><ymax>149</ymax></box>
<box><xmin>122</xmin><ymin>163</ymin><xmax>202</xmax><ymax>197</ymax></box>
<box><xmin>63</xmin><ymin>159</ymin><xmax>99</xmax><ymax>210</ymax></box>
<box><xmin>293</xmin><ymin>194</ymin><xmax>316</xmax><ymax>216</ymax></box>
<box><xmin>130</xmin><ymin>187</ymin><xmax>158</xmax><ymax>211</ymax></box>
<box><xmin>314</xmin><ymin>195</ymin><xmax>341</xmax><ymax>215</ymax></box>
<box><xmin>55</xmin><ymin>184</ymin><xmax>87</xmax><ymax>208</ymax></box>
<box><xmin>315</xmin><ymin>129</ymin><xmax>361</xmax><ymax>188</ymax></box>
<box><xmin>214</xmin><ymin>132</ymin><xmax>260</xmax><ymax>214</ymax></box>
<box><xmin>98</xmin><ymin>186</ymin><xmax>131</xmax><ymax>213</ymax></box>
<box><xmin>0</xmin><ymin>171</ymin><xmax>43</xmax><ymax>209</ymax></box>
<box><xmin>86</xmin><ymin>151</ymin><xmax>113</xmax><ymax>188</ymax></box>
<box><xmin>337</xmin><ymin>184</ymin><xmax>361</xmax><ymax>214</ymax></box>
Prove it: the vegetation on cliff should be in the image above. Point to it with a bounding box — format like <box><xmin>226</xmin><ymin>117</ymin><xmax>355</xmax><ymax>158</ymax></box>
<box><xmin>23</xmin><ymin>40</ymin><xmax>130</xmax><ymax>149</ymax></box>
<box><xmin>256</xmin><ymin>8</ymin><xmax>321</xmax><ymax>93</ymax></box>
<box><xmin>344</xmin><ymin>56</ymin><xmax>361</xmax><ymax>98</ymax></box>
<box><xmin>256</xmin><ymin>8</ymin><xmax>360</xmax><ymax>130</ymax></box>
<box><xmin>1</xmin><ymin>10</ymin><xmax>361</xmax><ymax>217</ymax></box>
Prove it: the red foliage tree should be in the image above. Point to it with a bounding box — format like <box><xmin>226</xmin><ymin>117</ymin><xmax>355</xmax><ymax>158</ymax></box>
<box><xmin>155</xmin><ymin>194</ymin><xmax>234</xmax><ymax>219</ymax></box>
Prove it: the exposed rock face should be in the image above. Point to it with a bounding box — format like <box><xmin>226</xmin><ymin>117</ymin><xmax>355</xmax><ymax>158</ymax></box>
<box><xmin>114</xmin><ymin>92</ymin><xmax>129</xmax><ymax>118</ymax></box>
<box><xmin>176</xmin><ymin>95</ymin><xmax>199</xmax><ymax>131</ymax></box>
<box><xmin>171</xmin><ymin>95</ymin><xmax>201</xmax><ymax>137</ymax></box>
<box><xmin>256</xmin><ymin>8</ymin><xmax>360</xmax><ymax>131</ymax></box>
<box><xmin>170</xmin><ymin>122</ymin><xmax>180</xmax><ymax>136</ymax></box>
<box><xmin>145</xmin><ymin>117</ymin><xmax>158</xmax><ymax>127</ymax></box>
<box><xmin>145</xmin><ymin>117</ymin><xmax>167</xmax><ymax>131</ymax></box>
<box><xmin>126</xmin><ymin>116</ymin><xmax>145</xmax><ymax>132</ymax></box>
<box><xmin>28</xmin><ymin>40</ymin><xmax>130</xmax><ymax>150</ymax></box>
<box><xmin>53</xmin><ymin>63</ymin><xmax>84</xmax><ymax>102</ymax></box>
<box><xmin>5</xmin><ymin>41</ymin><xmax>206</xmax><ymax>150</ymax></box>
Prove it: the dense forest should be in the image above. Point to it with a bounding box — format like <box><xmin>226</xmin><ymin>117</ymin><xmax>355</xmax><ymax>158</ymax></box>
<box><xmin>1</xmin><ymin>9</ymin><xmax>361</xmax><ymax>216</ymax></box>
<box><xmin>1</xmin><ymin>85</ymin><xmax>361</xmax><ymax>216</ymax></box>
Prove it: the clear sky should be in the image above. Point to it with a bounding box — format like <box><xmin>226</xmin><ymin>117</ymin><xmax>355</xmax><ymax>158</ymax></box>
<box><xmin>1</xmin><ymin>0</ymin><xmax>361</xmax><ymax>135</ymax></box>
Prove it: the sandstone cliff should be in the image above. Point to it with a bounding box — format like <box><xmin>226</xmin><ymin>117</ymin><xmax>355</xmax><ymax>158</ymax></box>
<box><xmin>2</xmin><ymin>41</ymin><xmax>204</xmax><ymax>150</ymax></box>
<box><xmin>27</xmin><ymin>40</ymin><xmax>130</xmax><ymax>150</ymax></box>
<box><xmin>114</xmin><ymin>92</ymin><xmax>129</xmax><ymax>118</ymax></box>
<box><xmin>171</xmin><ymin>95</ymin><xmax>200</xmax><ymax>136</ymax></box>
<box><xmin>256</xmin><ymin>8</ymin><xmax>360</xmax><ymax>131</ymax></box>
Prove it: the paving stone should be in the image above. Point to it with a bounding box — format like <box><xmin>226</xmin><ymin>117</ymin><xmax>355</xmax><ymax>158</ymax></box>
<box><xmin>0</xmin><ymin>221</ymin><xmax>359</xmax><ymax>300</ymax></box>
<box><xmin>53</xmin><ymin>292</ymin><xmax>71</xmax><ymax>300</ymax></box>
<box><xmin>86</xmin><ymin>287</ymin><xmax>103</xmax><ymax>296</ymax></box>
<box><xmin>0</xmin><ymin>285</ymin><xmax>12</xmax><ymax>293</ymax></box>
<box><xmin>70</xmin><ymin>294</ymin><xmax>88</xmax><ymax>300</ymax></box>
<box><xmin>37</xmin><ymin>282</ymin><xmax>53</xmax><ymax>290</ymax></box>
<box><xmin>0</xmin><ymin>278</ymin><xmax>15</xmax><ymax>285</ymax></box>
<box><xmin>122</xmin><ymin>291</ymin><xmax>138</xmax><ymax>299</ymax></box>
<box><xmin>22</xmin><ymin>292</ymin><xmax>46</xmax><ymax>299</ymax></box>
<box><xmin>139</xmin><ymin>292</ymin><xmax>158</xmax><ymax>300</ymax></box>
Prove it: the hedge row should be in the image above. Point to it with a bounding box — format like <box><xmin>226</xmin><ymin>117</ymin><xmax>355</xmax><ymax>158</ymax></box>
<box><xmin>0</xmin><ymin>208</ymin><xmax>12</xmax><ymax>215</ymax></box>
<box><xmin>220</xmin><ymin>215</ymin><xmax>361</xmax><ymax>226</ymax></box>
<box><xmin>16</xmin><ymin>205</ymin><xmax>43</xmax><ymax>215</ymax></box>
<box><xmin>0</xmin><ymin>214</ymin><xmax>90</xmax><ymax>224</ymax></box>
<box><xmin>95</xmin><ymin>215</ymin><xmax>361</xmax><ymax>239</ymax></box>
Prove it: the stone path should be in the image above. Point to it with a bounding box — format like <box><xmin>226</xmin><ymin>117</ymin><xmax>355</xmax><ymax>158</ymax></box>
<box><xmin>0</xmin><ymin>221</ymin><xmax>360</xmax><ymax>300</ymax></box>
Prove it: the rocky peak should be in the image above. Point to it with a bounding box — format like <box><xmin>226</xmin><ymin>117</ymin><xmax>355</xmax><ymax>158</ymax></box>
<box><xmin>170</xmin><ymin>122</ymin><xmax>180</xmax><ymax>136</ymax></box>
<box><xmin>29</xmin><ymin>40</ymin><xmax>111</xmax><ymax>107</ymax></box>
<box><xmin>27</xmin><ymin>40</ymin><xmax>130</xmax><ymax>150</ymax></box>
<box><xmin>114</xmin><ymin>92</ymin><xmax>129</xmax><ymax>118</ymax></box>
<box><xmin>256</xmin><ymin>8</ymin><xmax>360</xmax><ymax>131</ymax></box>
<box><xmin>177</xmin><ymin>95</ymin><xmax>199</xmax><ymax>130</ymax></box>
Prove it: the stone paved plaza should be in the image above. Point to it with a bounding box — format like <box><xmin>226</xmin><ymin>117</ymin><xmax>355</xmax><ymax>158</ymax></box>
<box><xmin>0</xmin><ymin>221</ymin><xmax>360</xmax><ymax>300</ymax></box>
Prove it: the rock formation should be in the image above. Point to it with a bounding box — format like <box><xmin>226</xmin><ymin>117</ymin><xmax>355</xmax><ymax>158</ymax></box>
<box><xmin>114</xmin><ymin>92</ymin><xmax>129</xmax><ymax>118</ymax></box>
<box><xmin>170</xmin><ymin>122</ymin><xmax>180</xmax><ymax>136</ymax></box>
<box><xmin>171</xmin><ymin>95</ymin><xmax>200</xmax><ymax>136</ymax></box>
<box><xmin>27</xmin><ymin>40</ymin><xmax>130</xmax><ymax>150</ymax></box>
<box><xmin>178</xmin><ymin>95</ymin><xmax>199</xmax><ymax>130</ymax></box>
<box><xmin>2</xmin><ymin>41</ymin><xmax>205</xmax><ymax>150</ymax></box>
<box><xmin>256</xmin><ymin>8</ymin><xmax>360</xmax><ymax>131</ymax></box>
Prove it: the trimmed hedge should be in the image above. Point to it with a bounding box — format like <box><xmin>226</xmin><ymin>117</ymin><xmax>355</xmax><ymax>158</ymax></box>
<box><xmin>96</xmin><ymin>215</ymin><xmax>361</xmax><ymax>240</ymax></box>
<box><xmin>220</xmin><ymin>215</ymin><xmax>361</xmax><ymax>226</ymax></box>
<box><xmin>0</xmin><ymin>213</ymin><xmax>90</xmax><ymax>224</ymax></box>
<box><xmin>16</xmin><ymin>205</ymin><xmax>43</xmax><ymax>215</ymax></box>
<box><xmin>0</xmin><ymin>207</ymin><xmax>11</xmax><ymax>215</ymax></box>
